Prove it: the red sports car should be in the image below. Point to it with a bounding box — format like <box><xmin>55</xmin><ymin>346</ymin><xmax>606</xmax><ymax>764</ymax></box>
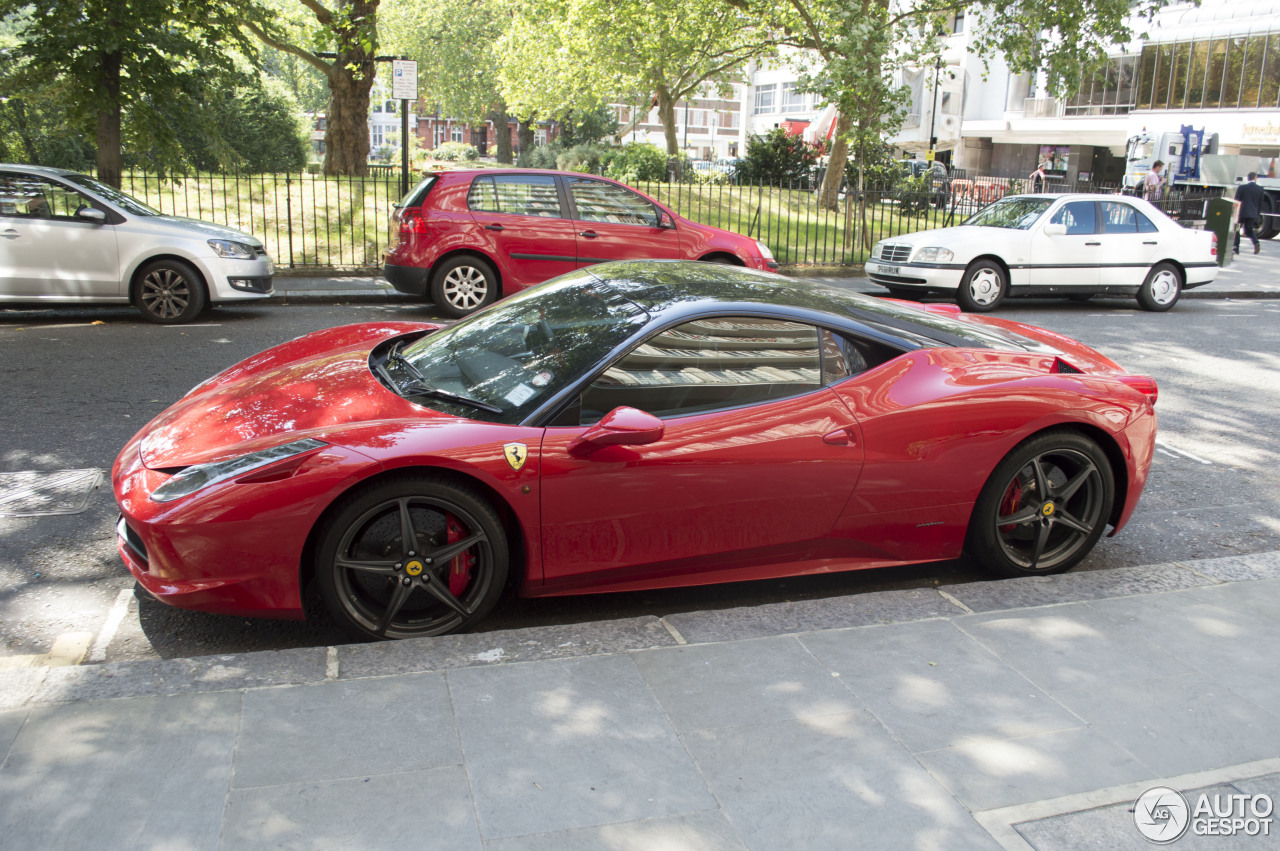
<box><xmin>113</xmin><ymin>262</ymin><xmax>1157</xmax><ymax>640</ymax></box>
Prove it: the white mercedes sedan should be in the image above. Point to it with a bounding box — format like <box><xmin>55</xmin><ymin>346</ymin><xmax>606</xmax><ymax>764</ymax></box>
<box><xmin>866</xmin><ymin>194</ymin><xmax>1219</xmax><ymax>312</ymax></box>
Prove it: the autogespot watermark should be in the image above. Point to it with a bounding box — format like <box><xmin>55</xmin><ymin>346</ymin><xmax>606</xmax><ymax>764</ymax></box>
<box><xmin>1134</xmin><ymin>786</ymin><xmax>1274</xmax><ymax>844</ymax></box>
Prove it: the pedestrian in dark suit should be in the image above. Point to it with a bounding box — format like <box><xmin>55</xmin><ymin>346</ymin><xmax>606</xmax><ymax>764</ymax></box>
<box><xmin>1234</xmin><ymin>172</ymin><xmax>1267</xmax><ymax>254</ymax></box>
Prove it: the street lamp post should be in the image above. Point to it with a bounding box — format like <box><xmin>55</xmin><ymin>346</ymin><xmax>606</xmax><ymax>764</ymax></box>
<box><xmin>928</xmin><ymin>55</ymin><xmax>942</xmax><ymax>158</ymax></box>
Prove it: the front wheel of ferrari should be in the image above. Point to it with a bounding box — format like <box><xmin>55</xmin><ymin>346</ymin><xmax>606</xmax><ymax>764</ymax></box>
<box><xmin>967</xmin><ymin>431</ymin><xmax>1114</xmax><ymax>578</ymax></box>
<box><xmin>315</xmin><ymin>476</ymin><xmax>509</xmax><ymax>640</ymax></box>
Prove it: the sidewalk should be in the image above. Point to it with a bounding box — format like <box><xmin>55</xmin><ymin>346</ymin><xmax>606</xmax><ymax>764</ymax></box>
<box><xmin>270</xmin><ymin>246</ymin><xmax>1280</xmax><ymax>305</ymax></box>
<box><xmin>3</xmin><ymin>551</ymin><xmax>1279</xmax><ymax>849</ymax></box>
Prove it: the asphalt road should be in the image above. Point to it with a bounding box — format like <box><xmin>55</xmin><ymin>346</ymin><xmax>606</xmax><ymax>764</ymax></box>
<box><xmin>2</xmin><ymin>294</ymin><xmax>1278</xmax><ymax>663</ymax></box>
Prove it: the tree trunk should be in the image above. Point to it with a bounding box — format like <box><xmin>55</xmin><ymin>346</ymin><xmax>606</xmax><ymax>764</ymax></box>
<box><xmin>819</xmin><ymin>114</ymin><xmax>853</xmax><ymax>210</ymax></box>
<box><xmin>655</xmin><ymin>85</ymin><xmax>679</xmax><ymax>157</ymax></box>
<box><xmin>95</xmin><ymin>49</ymin><xmax>123</xmax><ymax>187</ymax></box>
<box><xmin>491</xmin><ymin>103</ymin><xmax>514</xmax><ymax>164</ymax></box>
<box><xmin>321</xmin><ymin>0</ymin><xmax>379</xmax><ymax>176</ymax></box>
<box><xmin>517</xmin><ymin>119</ymin><xmax>535</xmax><ymax>157</ymax></box>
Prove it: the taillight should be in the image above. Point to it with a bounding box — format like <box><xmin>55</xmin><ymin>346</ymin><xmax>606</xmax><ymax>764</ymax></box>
<box><xmin>1117</xmin><ymin>374</ymin><xmax>1158</xmax><ymax>403</ymax></box>
<box><xmin>1209</xmin><ymin>231</ymin><xmax>1218</xmax><ymax>257</ymax></box>
<box><xmin>399</xmin><ymin>208</ymin><xmax>429</xmax><ymax>235</ymax></box>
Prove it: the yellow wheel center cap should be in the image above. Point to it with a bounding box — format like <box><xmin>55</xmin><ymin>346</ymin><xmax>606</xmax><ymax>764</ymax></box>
<box><xmin>1041</xmin><ymin>502</ymin><xmax>1056</xmax><ymax>517</ymax></box>
<box><xmin>405</xmin><ymin>560</ymin><xmax>424</xmax><ymax>576</ymax></box>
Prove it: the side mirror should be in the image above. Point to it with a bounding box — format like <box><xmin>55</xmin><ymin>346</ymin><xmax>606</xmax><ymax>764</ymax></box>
<box><xmin>1042</xmin><ymin>222</ymin><xmax>1067</xmax><ymax>236</ymax></box>
<box><xmin>657</xmin><ymin>209</ymin><xmax>676</xmax><ymax>230</ymax></box>
<box><xmin>77</xmin><ymin>206</ymin><xmax>107</xmax><ymax>224</ymax></box>
<box><xmin>568</xmin><ymin>406</ymin><xmax>664</xmax><ymax>455</ymax></box>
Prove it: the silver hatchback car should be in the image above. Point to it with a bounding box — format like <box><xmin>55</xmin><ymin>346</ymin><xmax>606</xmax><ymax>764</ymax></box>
<box><xmin>0</xmin><ymin>164</ymin><xmax>275</xmax><ymax>324</ymax></box>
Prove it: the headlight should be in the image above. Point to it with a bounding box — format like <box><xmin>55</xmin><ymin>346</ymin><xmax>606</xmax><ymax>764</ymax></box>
<box><xmin>872</xmin><ymin>241</ymin><xmax>886</xmax><ymax>259</ymax></box>
<box><xmin>208</xmin><ymin>239</ymin><xmax>257</xmax><ymax>259</ymax></box>
<box><xmin>914</xmin><ymin>246</ymin><xmax>954</xmax><ymax>263</ymax></box>
<box><xmin>755</xmin><ymin>240</ymin><xmax>774</xmax><ymax>260</ymax></box>
<box><xmin>151</xmin><ymin>438</ymin><xmax>327</xmax><ymax>503</ymax></box>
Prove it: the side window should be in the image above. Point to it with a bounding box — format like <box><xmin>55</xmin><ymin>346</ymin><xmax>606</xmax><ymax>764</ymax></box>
<box><xmin>468</xmin><ymin>175</ymin><xmax>562</xmax><ymax>217</ymax></box>
<box><xmin>1100</xmin><ymin>201</ymin><xmax>1139</xmax><ymax>234</ymax></box>
<box><xmin>569</xmin><ymin>179</ymin><xmax>659</xmax><ymax>227</ymax></box>
<box><xmin>467</xmin><ymin>176</ymin><xmax>499</xmax><ymax>212</ymax></box>
<box><xmin>820</xmin><ymin>330</ymin><xmax>901</xmax><ymax>384</ymax></box>
<box><xmin>1049</xmin><ymin>201</ymin><xmax>1097</xmax><ymax>235</ymax></box>
<box><xmin>1135</xmin><ymin>210</ymin><xmax>1159</xmax><ymax>233</ymax></box>
<box><xmin>0</xmin><ymin>174</ymin><xmax>87</xmax><ymax>220</ymax></box>
<box><xmin>579</xmin><ymin>317</ymin><xmax>821</xmax><ymax>423</ymax></box>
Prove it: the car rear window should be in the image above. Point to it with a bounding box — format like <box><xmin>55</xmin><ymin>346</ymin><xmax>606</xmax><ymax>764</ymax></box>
<box><xmin>397</xmin><ymin>175</ymin><xmax>437</xmax><ymax>208</ymax></box>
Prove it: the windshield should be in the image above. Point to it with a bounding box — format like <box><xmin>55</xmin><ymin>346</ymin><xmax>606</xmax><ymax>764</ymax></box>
<box><xmin>963</xmin><ymin>198</ymin><xmax>1053</xmax><ymax>230</ymax></box>
<box><xmin>1127</xmin><ymin>137</ymin><xmax>1155</xmax><ymax>162</ymax></box>
<box><xmin>398</xmin><ymin>271</ymin><xmax>651</xmax><ymax>423</ymax></box>
<box><xmin>63</xmin><ymin>174</ymin><xmax>159</xmax><ymax>216</ymax></box>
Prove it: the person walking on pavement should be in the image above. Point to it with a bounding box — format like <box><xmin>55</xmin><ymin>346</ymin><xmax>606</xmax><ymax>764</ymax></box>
<box><xmin>1143</xmin><ymin>160</ymin><xmax>1165</xmax><ymax>203</ymax></box>
<box><xmin>1234</xmin><ymin>172</ymin><xmax>1267</xmax><ymax>255</ymax></box>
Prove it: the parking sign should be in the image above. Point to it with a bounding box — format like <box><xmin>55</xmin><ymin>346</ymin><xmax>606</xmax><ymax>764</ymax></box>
<box><xmin>392</xmin><ymin>59</ymin><xmax>417</xmax><ymax>101</ymax></box>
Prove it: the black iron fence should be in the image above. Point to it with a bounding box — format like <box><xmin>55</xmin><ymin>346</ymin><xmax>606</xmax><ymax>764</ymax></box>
<box><xmin>107</xmin><ymin>168</ymin><xmax>1223</xmax><ymax>270</ymax></box>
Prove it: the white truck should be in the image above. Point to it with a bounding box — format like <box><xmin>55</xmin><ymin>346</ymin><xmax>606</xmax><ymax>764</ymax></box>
<box><xmin>1124</xmin><ymin>125</ymin><xmax>1280</xmax><ymax>238</ymax></box>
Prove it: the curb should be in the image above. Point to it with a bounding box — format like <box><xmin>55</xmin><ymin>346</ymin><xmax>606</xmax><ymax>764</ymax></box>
<box><xmin>4</xmin><ymin>550</ymin><xmax>1276</xmax><ymax>710</ymax></box>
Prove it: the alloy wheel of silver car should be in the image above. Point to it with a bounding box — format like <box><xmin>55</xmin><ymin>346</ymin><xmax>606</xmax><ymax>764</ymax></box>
<box><xmin>133</xmin><ymin>259</ymin><xmax>207</xmax><ymax>324</ymax></box>
<box><xmin>431</xmin><ymin>256</ymin><xmax>498</xmax><ymax>318</ymax></box>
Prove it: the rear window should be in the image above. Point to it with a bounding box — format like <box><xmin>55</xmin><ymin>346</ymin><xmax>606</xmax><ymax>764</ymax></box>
<box><xmin>397</xmin><ymin>175</ymin><xmax>438</xmax><ymax>208</ymax></box>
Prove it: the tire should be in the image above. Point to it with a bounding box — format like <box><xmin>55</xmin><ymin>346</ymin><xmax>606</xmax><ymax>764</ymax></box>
<box><xmin>315</xmin><ymin>475</ymin><xmax>509</xmax><ymax>640</ymax></box>
<box><xmin>957</xmin><ymin>259</ymin><xmax>1008</xmax><ymax>312</ymax></box>
<box><xmin>1136</xmin><ymin>261</ymin><xmax>1182</xmax><ymax>312</ymax></box>
<box><xmin>430</xmin><ymin>255</ymin><xmax>498</xmax><ymax>318</ymax></box>
<box><xmin>132</xmin><ymin>259</ymin><xmax>207</xmax><ymax>324</ymax></box>
<box><xmin>1258</xmin><ymin>195</ymin><xmax>1278</xmax><ymax>241</ymax></box>
<box><xmin>966</xmin><ymin>430</ymin><xmax>1115</xmax><ymax>578</ymax></box>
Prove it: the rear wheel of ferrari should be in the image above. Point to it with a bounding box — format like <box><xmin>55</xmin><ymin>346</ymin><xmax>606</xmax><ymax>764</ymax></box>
<box><xmin>967</xmin><ymin>431</ymin><xmax>1114</xmax><ymax>578</ymax></box>
<box><xmin>316</xmin><ymin>476</ymin><xmax>508</xmax><ymax>640</ymax></box>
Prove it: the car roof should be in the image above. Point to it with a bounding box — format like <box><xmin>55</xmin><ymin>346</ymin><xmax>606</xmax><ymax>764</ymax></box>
<box><xmin>0</xmin><ymin>164</ymin><xmax>80</xmax><ymax>177</ymax></box>
<box><xmin>581</xmin><ymin>260</ymin><xmax>1046</xmax><ymax>352</ymax></box>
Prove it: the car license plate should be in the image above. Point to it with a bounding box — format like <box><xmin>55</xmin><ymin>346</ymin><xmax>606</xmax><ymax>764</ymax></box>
<box><xmin>877</xmin><ymin>264</ymin><xmax>899</xmax><ymax>275</ymax></box>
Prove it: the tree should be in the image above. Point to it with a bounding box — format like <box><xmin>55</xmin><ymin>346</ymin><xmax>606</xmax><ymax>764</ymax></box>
<box><xmin>381</xmin><ymin>0</ymin><xmax>514</xmax><ymax>163</ymax></box>
<box><xmin>244</xmin><ymin>0</ymin><xmax>381</xmax><ymax>175</ymax></box>
<box><xmin>498</xmin><ymin>0</ymin><xmax>772</xmax><ymax>160</ymax></box>
<box><xmin>0</xmin><ymin>0</ymin><xmax>258</xmax><ymax>186</ymax></box>
<box><xmin>732</xmin><ymin>0</ymin><xmax>1169</xmax><ymax>241</ymax></box>
<box><xmin>179</xmin><ymin>72</ymin><xmax>309</xmax><ymax>172</ymax></box>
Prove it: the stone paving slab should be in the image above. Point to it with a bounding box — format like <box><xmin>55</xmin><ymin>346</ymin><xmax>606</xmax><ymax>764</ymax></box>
<box><xmin>28</xmin><ymin>646</ymin><xmax>327</xmax><ymax>704</ymax></box>
<box><xmin>942</xmin><ymin>562</ymin><xmax>1217</xmax><ymax>613</ymax></box>
<box><xmin>1182</xmin><ymin>550</ymin><xmax>1280</xmax><ymax>582</ymax></box>
<box><xmin>336</xmin><ymin>616</ymin><xmax>677</xmax><ymax>680</ymax></box>
<box><xmin>483</xmin><ymin>810</ymin><xmax>750</xmax><ymax>851</ymax></box>
<box><xmin>663</xmin><ymin>586</ymin><xmax>960</xmax><ymax>643</ymax></box>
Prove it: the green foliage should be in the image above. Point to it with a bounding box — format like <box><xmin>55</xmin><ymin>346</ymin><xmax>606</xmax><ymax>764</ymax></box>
<box><xmin>0</xmin><ymin>96</ymin><xmax>96</xmax><ymax>169</ymax></box>
<box><xmin>517</xmin><ymin>143</ymin><xmax>562</xmax><ymax>170</ymax></box>
<box><xmin>556</xmin><ymin>143</ymin><xmax>609</xmax><ymax>173</ymax></box>
<box><xmin>602</xmin><ymin>142</ymin><xmax>668</xmax><ymax>183</ymax></box>
<box><xmin>432</xmin><ymin>141</ymin><xmax>480</xmax><ymax>161</ymax></box>
<box><xmin>558</xmin><ymin>105</ymin><xmax>620</xmax><ymax>147</ymax></box>
<box><xmin>0</xmin><ymin>0</ymin><xmax>261</xmax><ymax>175</ymax></box>
<box><xmin>734</xmin><ymin>130</ymin><xmax>822</xmax><ymax>186</ymax></box>
<box><xmin>178</xmin><ymin>73</ymin><xmax>308</xmax><ymax>173</ymax></box>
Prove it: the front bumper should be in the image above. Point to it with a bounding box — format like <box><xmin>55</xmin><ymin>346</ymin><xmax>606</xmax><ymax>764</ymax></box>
<box><xmin>864</xmin><ymin>259</ymin><xmax>964</xmax><ymax>291</ymax></box>
<box><xmin>204</xmin><ymin>255</ymin><xmax>276</xmax><ymax>302</ymax></box>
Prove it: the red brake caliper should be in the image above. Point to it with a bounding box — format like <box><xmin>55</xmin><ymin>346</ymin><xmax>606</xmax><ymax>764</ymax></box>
<box><xmin>998</xmin><ymin>479</ymin><xmax>1023</xmax><ymax>534</ymax></box>
<box><xmin>445</xmin><ymin>514</ymin><xmax>474</xmax><ymax>597</ymax></box>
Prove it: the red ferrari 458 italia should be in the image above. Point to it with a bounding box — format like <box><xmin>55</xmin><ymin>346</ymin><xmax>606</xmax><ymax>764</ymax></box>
<box><xmin>113</xmin><ymin>261</ymin><xmax>1157</xmax><ymax>640</ymax></box>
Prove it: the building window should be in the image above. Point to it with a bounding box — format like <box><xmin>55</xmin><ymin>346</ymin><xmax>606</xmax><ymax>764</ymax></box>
<box><xmin>1129</xmin><ymin>34</ymin><xmax>1280</xmax><ymax>111</ymax></box>
<box><xmin>754</xmin><ymin>84</ymin><xmax>777</xmax><ymax>114</ymax></box>
<box><xmin>371</xmin><ymin>125</ymin><xmax>384</xmax><ymax>147</ymax></box>
<box><xmin>535</xmin><ymin>128</ymin><xmax>548</xmax><ymax>146</ymax></box>
<box><xmin>721</xmin><ymin>110</ymin><xmax>738</xmax><ymax>129</ymax></box>
<box><xmin>952</xmin><ymin>12</ymin><xmax>965</xmax><ymax>33</ymax></box>
<box><xmin>781</xmin><ymin>82</ymin><xmax>807</xmax><ymax>110</ymax></box>
<box><xmin>1065</xmin><ymin>55</ymin><xmax>1138</xmax><ymax>115</ymax></box>
<box><xmin>386</xmin><ymin>100</ymin><xmax>397</xmax><ymax>113</ymax></box>
<box><xmin>451</xmin><ymin>125</ymin><xmax>465</xmax><ymax>143</ymax></box>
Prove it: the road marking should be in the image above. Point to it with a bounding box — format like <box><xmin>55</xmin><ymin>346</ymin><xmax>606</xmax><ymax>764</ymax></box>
<box><xmin>660</xmin><ymin>618</ymin><xmax>688</xmax><ymax>645</ymax></box>
<box><xmin>1155</xmin><ymin>439</ymin><xmax>1213</xmax><ymax>465</ymax></box>
<box><xmin>325</xmin><ymin>646</ymin><xmax>340</xmax><ymax>679</ymax></box>
<box><xmin>88</xmin><ymin>588</ymin><xmax>134</xmax><ymax>663</ymax></box>
<box><xmin>0</xmin><ymin>630</ymin><xmax>94</xmax><ymax>669</ymax></box>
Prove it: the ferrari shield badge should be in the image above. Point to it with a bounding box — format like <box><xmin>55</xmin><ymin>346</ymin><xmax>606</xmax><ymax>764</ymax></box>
<box><xmin>503</xmin><ymin>442</ymin><xmax>528</xmax><ymax>471</ymax></box>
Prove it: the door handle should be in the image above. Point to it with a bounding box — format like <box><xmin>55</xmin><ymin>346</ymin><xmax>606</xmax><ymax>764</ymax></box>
<box><xmin>579</xmin><ymin>230</ymin><xmax>598</xmax><ymax>238</ymax></box>
<box><xmin>1</xmin><ymin>229</ymin><xmax>19</xmax><ymax>239</ymax></box>
<box><xmin>1084</xmin><ymin>241</ymin><xmax>1101</xmax><ymax>246</ymax></box>
<box><xmin>1143</xmin><ymin>240</ymin><xmax>1157</xmax><ymax>245</ymax></box>
<box><xmin>483</xmin><ymin>223</ymin><xmax>504</xmax><ymax>231</ymax></box>
<box><xmin>823</xmin><ymin>427</ymin><xmax>857</xmax><ymax>446</ymax></box>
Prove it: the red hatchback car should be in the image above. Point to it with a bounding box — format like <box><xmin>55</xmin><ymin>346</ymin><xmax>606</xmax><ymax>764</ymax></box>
<box><xmin>383</xmin><ymin>169</ymin><xmax>778</xmax><ymax>317</ymax></box>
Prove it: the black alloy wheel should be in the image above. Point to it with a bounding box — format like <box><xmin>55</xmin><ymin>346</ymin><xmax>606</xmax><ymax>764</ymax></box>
<box><xmin>316</xmin><ymin>476</ymin><xmax>509</xmax><ymax>640</ymax></box>
<box><xmin>968</xmin><ymin>431</ymin><xmax>1114</xmax><ymax>577</ymax></box>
